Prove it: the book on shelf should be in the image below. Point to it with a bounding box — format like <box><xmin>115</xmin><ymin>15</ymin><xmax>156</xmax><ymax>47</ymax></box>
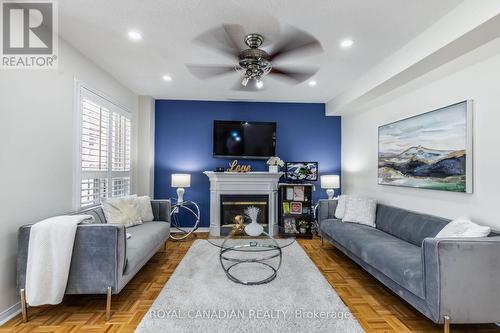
<box><xmin>282</xmin><ymin>202</ymin><xmax>290</xmax><ymax>214</ymax></box>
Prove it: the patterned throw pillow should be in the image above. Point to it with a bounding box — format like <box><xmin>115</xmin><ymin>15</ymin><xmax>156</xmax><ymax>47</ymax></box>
<box><xmin>101</xmin><ymin>195</ymin><xmax>142</xmax><ymax>227</ymax></box>
<box><xmin>342</xmin><ymin>196</ymin><xmax>377</xmax><ymax>227</ymax></box>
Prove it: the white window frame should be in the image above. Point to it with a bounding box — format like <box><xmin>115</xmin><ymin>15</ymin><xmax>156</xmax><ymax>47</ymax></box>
<box><xmin>73</xmin><ymin>79</ymin><xmax>134</xmax><ymax>209</ymax></box>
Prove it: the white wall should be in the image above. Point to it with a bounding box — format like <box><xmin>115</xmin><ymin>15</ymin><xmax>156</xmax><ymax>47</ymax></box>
<box><xmin>342</xmin><ymin>41</ymin><xmax>500</xmax><ymax>229</ymax></box>
<box><xmin>137</xmin><ymin>96</ymin><xmax>155</xmax><ymax>197</ymax></box>
<box><xmin>0</xmin><ymin>38</ymin><xmax>139</xmax><ymax>317</ymax></box>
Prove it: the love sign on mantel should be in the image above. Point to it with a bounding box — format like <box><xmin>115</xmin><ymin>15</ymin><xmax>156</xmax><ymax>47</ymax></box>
<box><xmin>227</xmin><ymin>160</ymin><xmax>252</xmax><ymax>173</ymax></box>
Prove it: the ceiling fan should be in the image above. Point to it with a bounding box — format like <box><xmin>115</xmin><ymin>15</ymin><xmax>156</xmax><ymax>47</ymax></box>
<box><xmin>186</xmin><ymin>24</ymin><xmax>322</xmax><ymax>91</ymax></box>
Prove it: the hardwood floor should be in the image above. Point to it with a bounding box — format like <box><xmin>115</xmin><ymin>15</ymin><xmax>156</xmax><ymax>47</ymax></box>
<box><xmin>1</xmin><ymin>234</ymin><xmax>498</xmax><ymax>333</ymax></box>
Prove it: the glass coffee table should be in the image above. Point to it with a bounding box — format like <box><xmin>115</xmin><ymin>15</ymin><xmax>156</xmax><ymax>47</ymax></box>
<box><xmin>207</xmin><ymin>225</ymin><xmax>295</xmax><ymax>285</ymax></box>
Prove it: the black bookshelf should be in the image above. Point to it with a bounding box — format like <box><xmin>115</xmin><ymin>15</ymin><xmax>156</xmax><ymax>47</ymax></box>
<box><xmin>278</xmin><ymin>183</ymin><xmax>314</xmax><ymax>239</ymax></box>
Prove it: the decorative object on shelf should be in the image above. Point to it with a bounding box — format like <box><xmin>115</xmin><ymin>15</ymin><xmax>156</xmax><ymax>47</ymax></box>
<box><xmin>227</xmin><ymin>159</ymin><xmax>252</xmax><ymax>173</ymax></box>
<box><xmin>286</xmin><ymin>187</ymin><xmax>294</xmax><ymax>200</ymax></box>
<box><xmin>266</xmin><ymin>156</ymin><xmax>284</xmax><ymax>173</ymax></box>
<box><xmin>285</xmin><ymin>162</ymin><xmax>318</xmax><ymax>181</ymax></box>
<box><xmin>231</xmin><ymin>215</ymin><xmax>245</xmax><ymax>235</ymax></box>
<box><xmin>321</xmin><ymin>175</ymin><xmax>340</xmax><ymax>200</ymax></box>
<box><xmin>284</xmin><ymin>218</ymin><xmax>298</xmax><ymax>234</ymax></box>
<box><xmin>215</xmin><ymin>167</ymin><xmax>225</xmax><ymax>172</ymax></box>
<box><xmin>290</xmin><ymin>202</ymin><xmax>303</xmax><ymax>214</ymax></box>
<box><xmin>243</xmin><ymin>206</ymin><xmax>263</xmax><ymax>237</ymax></box>
<box><xmin>169</xmin><ymin>198</ymin><xmax>200</xmax><ymax>240</ymax></box>
<box><xmin>171</xmin><ymin>173</ymin><xmax>191</xmax><ymax>204</ymax></box>
<box><xmin>298</xmin><ymin>220</ymin><xmax>309</xmax><ymax>234</ymax></box>
<box><xmin>379</xmin><ymin>100</ymin><xmax>472</xmax><ymax>193</ymax></box>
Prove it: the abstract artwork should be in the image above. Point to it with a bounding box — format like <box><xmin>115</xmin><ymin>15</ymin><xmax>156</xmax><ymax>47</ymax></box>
<box><xmin>285</xmin><ymin>162</ymin><xmax>318</xmax><ymax>181</ymax></box>
<box><xmin>378</xmin><ymin>101</ymin><xmax>472</xmax><ymax>193</ymax></box>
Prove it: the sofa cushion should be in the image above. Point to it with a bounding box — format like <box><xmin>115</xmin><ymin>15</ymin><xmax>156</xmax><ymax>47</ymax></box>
<box><xmin>125</xmin><ymin>221</ymin><xmax>170</xmax><ymax>274</ymax></box>
<box><xmin>376</xmin><ymin>205</ymin><xmax>449</xmax><ymax>247</ymax></box>
<box><xmin>320</xmin><ymin>219</ymin><xmax>425</xmax><ymax>298</ymax></box>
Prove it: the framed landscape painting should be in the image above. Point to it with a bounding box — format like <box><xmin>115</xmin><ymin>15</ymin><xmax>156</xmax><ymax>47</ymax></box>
<box><xmin>378</xmin><ymin>101</ymin><xmax>472</xmax><ymax>193</ymax></box>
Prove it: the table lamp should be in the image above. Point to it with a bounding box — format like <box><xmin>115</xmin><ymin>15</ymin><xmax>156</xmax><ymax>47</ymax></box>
<box><xmin>321</xmin><ymin>175</ymin><xmax>340</xmax><ymax>200</ymax></box>
<box><xmin>171</xmin><ymin>173</ymin><xmax>191</xmax><ymax>204</ymax></box>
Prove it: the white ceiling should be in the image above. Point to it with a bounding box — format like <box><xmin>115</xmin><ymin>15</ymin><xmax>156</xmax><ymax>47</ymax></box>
<box><xmin>58</xmin><ymin>0</ymin><xmax>463</xmax><ymax>102</ymax></box>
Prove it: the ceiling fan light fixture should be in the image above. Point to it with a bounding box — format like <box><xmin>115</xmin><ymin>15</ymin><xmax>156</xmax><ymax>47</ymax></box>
<box><xmin>241</xmin><ymin>76</ymin><xmax>249</xmax><ymax>86</ymax></box>
<box><xmin>256</xmin><ymin>80</ymin><xmax>263</xmax><ymax>89</ymax></box>
<box><xmin>308</xmin><ymin>80</ymin><xmax>317</xmax><ymax>87</ymax></box>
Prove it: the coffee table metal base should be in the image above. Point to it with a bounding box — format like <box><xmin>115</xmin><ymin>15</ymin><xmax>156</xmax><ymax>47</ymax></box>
<box><xmin>218</xmin><ymin>242</ymin><xmax>282</xmax><ymax>285</ymax></box>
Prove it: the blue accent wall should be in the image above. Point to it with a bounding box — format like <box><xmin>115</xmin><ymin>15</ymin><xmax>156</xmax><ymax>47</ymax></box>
<box><xmin>154</xmin><ymin>100</ymin><xmax>341</xmax><ymax>227</ymax></box>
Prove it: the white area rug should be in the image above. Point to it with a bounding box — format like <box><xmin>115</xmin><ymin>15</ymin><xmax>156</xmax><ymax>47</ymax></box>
<box><xmin>135</xmin><ymin>240</ymin><xmax>365</xmax><ymax>333</ymax></box>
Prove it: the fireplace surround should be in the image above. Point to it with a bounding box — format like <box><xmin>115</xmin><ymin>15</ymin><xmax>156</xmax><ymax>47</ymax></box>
<box><xmin>204</xmin><ymin>171</ymin><xmax>283</xmax><ymax>236</ymax></box>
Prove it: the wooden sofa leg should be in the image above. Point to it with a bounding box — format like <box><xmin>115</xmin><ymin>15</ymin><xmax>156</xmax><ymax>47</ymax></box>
<box><xmin>106</xmin><ymin>287</ymin><xmax>112</xmax><ymax>321</ymax></box>
<box><xmin>20</xmin><ymin>289</ymin><xmax>28</xmax><ymax>322</ymax></box>
<box><xmin>444</xmin><ymin>316</ymin><xmax>450</xmax><ymax>333</ymax></box>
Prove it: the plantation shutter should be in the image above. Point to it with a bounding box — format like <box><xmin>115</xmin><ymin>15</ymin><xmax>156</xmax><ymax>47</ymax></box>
<box><xmin>79</xmin><ymin>87</ymin><xmax>132</xmax><ymax>208</ymax></box>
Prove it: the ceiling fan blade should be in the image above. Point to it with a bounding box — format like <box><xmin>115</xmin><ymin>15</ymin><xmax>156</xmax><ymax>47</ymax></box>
<box><xmin>270</xmin><ymin>66</ymin><xmax>318</xmax><ymax>84</ymax></box>
<box><xmin>269</xmin><ymin>26</ymin><xmax>322</xmax><ymax>61</ymax></box>
<box><xmin>193</xmin><ymin>24</ymin><xmax>245</xmax><ymax>58</ymax></box>
<box><xmin>186</xmin><ymin>64</ymin><xmax>236</xmax><ymax>79</ymax></box>
<box><xmin>222</xmin><ymin>24</ymin><xmax>246</xmax><ymax>52</ymax></box>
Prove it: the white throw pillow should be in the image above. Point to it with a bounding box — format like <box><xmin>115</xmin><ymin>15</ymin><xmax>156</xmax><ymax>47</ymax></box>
<box><xmin>435</xmin><ymin>216</ymin><xmax>491</xmax><ymax>238</ymax></box>
<box><xmin>101</xmin><ymin>195</ymin><xmax>142</xmax><ymax>227</ymax></box>
<box><xmin>136</xmin><ymin>196</ymin><xmax>154</xmax><ymax>222</ymax></box>
<box><xmin>342</xmin><ymin>196</ymin><xmax>377</xmax><ymax>227</ymax></box>
<box><xmin>334</xmin><ymin>195</ymin><xmax>348</xmax><ymax>219</ymax></box>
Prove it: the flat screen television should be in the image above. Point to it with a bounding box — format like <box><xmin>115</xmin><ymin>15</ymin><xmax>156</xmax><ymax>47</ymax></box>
<box><xmin>213</xmin><ymin>120</ymin><xmax>276</xmax><ymax>159</ymax></box>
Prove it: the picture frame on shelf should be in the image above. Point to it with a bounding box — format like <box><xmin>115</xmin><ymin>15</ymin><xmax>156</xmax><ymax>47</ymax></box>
<box><xmin>290</xmin><ymin>202</ymin><xmax>303</xmax><ymax>214</ymax></box>
<box><xmin>293</xmin><ymin>186</ymin><xmax>305</xmax><ymax>201</ymax></box>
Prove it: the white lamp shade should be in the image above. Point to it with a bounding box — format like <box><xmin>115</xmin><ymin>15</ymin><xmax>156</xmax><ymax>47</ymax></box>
<box><xmin>321</xmin><ymin>175</ymin><xmax>340</xmax><ymax>189</ymax></box>
<box><xmin>171</xmin><ymin>174</ymin><xmax>191</xmax><ymax>188</ymax></box>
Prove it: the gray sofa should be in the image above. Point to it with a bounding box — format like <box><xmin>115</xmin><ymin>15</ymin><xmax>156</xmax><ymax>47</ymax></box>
<box><xmin>318</xmin><ymin>199</ymin><xmax>500</xmax><ymax>331</ymax></box>
<box><xmin>17</xmin><ymin>199</ymin><xmax>171</xmax><ymax>321</ymax></box>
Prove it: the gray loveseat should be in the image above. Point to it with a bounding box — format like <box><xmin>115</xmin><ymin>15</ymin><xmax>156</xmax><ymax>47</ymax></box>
<box><xmin>318</xmin><ymin>200</ymin><xmax>500</xmax><ymax>331</ymax></box>
<box><xmin>17</xmin><ymin>200</ymin><xmax>171</xmax><ymax>321</ymax></box>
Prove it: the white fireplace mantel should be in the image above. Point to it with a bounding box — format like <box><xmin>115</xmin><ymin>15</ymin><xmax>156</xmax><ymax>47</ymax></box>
<box><xmin>204</xmin><ymin>171</ymin><xmax>284</xmax><ymax>236</ymax></box>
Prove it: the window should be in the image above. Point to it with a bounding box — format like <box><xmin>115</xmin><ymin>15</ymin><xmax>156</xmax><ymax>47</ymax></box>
<box><xmin>77</xmin><ymin>86</ymin><xmax>132</xmax><ymax>208</ymax></box>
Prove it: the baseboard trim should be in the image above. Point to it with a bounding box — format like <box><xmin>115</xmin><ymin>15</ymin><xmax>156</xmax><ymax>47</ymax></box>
<box><xmin>0</xmin><ymin>302</ymin><xmax>21</xmax><ymax>325</ymax></box>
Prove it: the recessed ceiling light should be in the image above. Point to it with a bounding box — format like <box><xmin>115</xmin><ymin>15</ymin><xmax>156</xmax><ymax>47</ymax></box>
<box><xmin>308</xmin><ymin>80</ymin><xmax>317</xmax><ymax>87</ymax></box>
<box><xmin>340</xmin><ymin>38</ymin><xmax>354</xmax><ymax>49</ymax></box>
<box><xmin>128</xmin><ymin>30</ymin><xmax>142</xmax><ymax>41</ymax></box>
<box><xmin>162</xmin><ymin>74</ymin><xmax>172</xmax><ymax>82</ymax></box>
<box><xmin>256</xmin><ymin>80</ymin><xmax>263</xmax><ymax>89</ymax></box>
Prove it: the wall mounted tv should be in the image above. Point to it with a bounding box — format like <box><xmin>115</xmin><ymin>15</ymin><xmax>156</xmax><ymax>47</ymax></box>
<box><xmin>213</xmin><ymin>120</ymin><xmax>276</xmax><ymax>159</ymax></box>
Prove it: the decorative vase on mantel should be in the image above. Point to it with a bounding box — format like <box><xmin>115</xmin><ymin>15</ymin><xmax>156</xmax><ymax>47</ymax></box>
<box><xmin>266</xmin><ymin>156</ymin><xmax>284</xmax><ymax>174</ymax></box>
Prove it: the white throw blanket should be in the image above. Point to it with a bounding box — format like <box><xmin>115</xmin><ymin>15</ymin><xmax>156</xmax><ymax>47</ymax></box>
<box><xmin>25</xmin><ymin>215</ymin><xmax>93</xmax><ymax>306</ymax></box>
